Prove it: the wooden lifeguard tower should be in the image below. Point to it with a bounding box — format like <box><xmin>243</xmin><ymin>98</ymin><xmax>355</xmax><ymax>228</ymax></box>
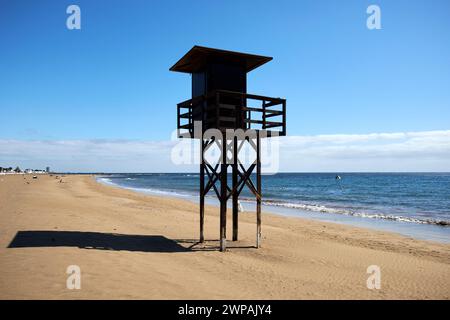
<box><xmin>170</xmin><ymin>46</ymin><xmax>286</xmax><ymax>251</ymax></box>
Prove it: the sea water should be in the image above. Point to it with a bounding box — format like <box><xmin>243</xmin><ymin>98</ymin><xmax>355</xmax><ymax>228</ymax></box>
<box><xmin>97</xmin><ymin>173</ymin><xmax>450</xmax><ymax>243</ymax></box>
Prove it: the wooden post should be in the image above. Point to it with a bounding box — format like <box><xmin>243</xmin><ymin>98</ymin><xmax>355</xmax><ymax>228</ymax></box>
<box><xmin>282</xmin><ymin>100</ymin><xmax>286</xmax><ymax>136</ymax></box>
<box><xmin>232</xmin><ymin>136</ymin><xmax>238</xmax><ymax>241</ymax></box>
<box><xmin>256</xmin><ymin>131</ymin><xmax>262</xmax><ymax>248</ymax></box>
<box><xmin>199</xmin><ymin>139</ymin><xmax>205</xmax><ymax>243</ymax></box>
<box><xmin>220</xmin><ymin>136</ymin><xmax>227</xmax><ymax>252</ymax></box>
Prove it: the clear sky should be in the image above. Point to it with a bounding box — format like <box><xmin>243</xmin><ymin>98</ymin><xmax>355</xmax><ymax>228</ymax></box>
<box><xmin>1</xmin><ymin>0</ymin><xmax>449</xmax><ymax>172</ymax></box>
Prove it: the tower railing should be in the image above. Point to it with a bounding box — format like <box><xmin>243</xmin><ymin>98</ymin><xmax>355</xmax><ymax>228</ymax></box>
<box><xmin>177</xmin><ymin>90</ymin><xmax>286</xmax><ymax>138</ymax></box>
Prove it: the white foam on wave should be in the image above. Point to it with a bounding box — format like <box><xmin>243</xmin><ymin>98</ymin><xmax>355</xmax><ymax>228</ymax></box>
<box><xmin>240</xmin><ymin>198</ymin><xmax>449</xmax><ymax>226</ymax></box>
<box><xmin>96</xmin><ymin>176</ymin><xmax>191</xmax><ymax>198</ymax></box>
<box><xmin>98</xmin><ymin>177</ymin><xmax>113</xmax><ymax>184</ymax></box>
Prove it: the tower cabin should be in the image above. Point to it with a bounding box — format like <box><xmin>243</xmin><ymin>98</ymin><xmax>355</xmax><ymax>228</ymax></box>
<box><xmin>170</xmin><ymin>46</ymin><xmax>286</xmax><ymax>251</ymax></box>
<box><xmin>171</xmin><ymin>46</ymin><xmax>286</xmax><ymax>137</ymax></box>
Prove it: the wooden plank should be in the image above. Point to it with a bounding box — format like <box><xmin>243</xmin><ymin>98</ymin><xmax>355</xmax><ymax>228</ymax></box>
<box><xmin>265</xmin><ymin>110</ymin><xmax>283</xmax><ymax>115</ymax></box>
<box><xmin>211</xmin><ymin>90</ymin><xmax>284</xmax><ymax>103</ymax></box>
<box><xmin>218</xmin><ymin>116</ymin><xmax>236</xmax><ymax>122</ymax></box>
<box><xmin>264</xmin><ymin>114</ymin><xmax>282</xmax><ymax>119</ymax></box>
<box><xmin>241</xmin><ymin>106</ymin><xmax>263</xmax><ymax>113</ymax></box>
<box><xmin>177</xmin><ymin>105</ymin><xmax>180</xmax><ymax>130</ymax></box>
<box><xmin>264</xmin><ymin>122</ymin><xmax>283</xmax><ymax>129</ymax></box>
<box><xmin>205</xmin><ymin>164</ymin><xmax>220</xmax><ymax>199</ymax></box>
<box><xmin>244</xmin><ymin>119</ymin><xmax>282</xmax><ymax>127</ymax></box>
<box><xmin>220</xmin><ymin>137</ymin><xmax>227</xmax><ymax>252</ymax></box>
<box><xmin>218</xmin><ymin>103</ymin><xmax>237</xmax><ymax>110</ymax></box>
<box><xmin>199</xmin><ymin>140</ymin><xmax>205</xmax><ymax>243</ymax></box>
<box><xmin>178</xmin><ymin>124</ymin><xmax>192</xmax><ymax>130</ymax></box>
<box><xmin>282</xmin><ymin>100</ymin><xmax>286</xmax><ymax>136</ymax></box>
<box><xmin>263</xmin><ymin>100</ymin><xmax>284</xmax><ymax>108</ymax></box>
<box><xmin>244</xmin><ymin>119</ymin><xmax>264</xmax><ymax>124</ymax></box>
<box><xmin>232</xmin><ymin>137</ymin><xmax>238</xmax><ymax>241</ymax></box>
<box><xmin>256</xmin><ymin>132</ymin><xmax>261</xmax><ymax>248</ymax></box>
<box><xmin>179</xmin><ymin>112</ymin><xmax>191</xmax><ymax>119</ymax></box>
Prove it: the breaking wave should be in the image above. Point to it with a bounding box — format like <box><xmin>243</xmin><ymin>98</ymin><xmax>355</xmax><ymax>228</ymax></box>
<box><xmin>240</xmin><ymin>198</ymin><xmax>450</xmax><ymax>227</ymax></box>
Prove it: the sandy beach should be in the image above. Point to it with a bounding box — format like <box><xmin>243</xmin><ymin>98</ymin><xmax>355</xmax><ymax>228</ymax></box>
<box><xmin>0</xmin><ymin>174</ymin><xmax>449</xmax><ymax>299</ymax></box>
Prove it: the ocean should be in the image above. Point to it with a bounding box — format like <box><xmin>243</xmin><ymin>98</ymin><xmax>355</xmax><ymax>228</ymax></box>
<box><xmin>97</xmin><ymin>173</ymin><xmax>450</xmax><ymax>243</ymax></box>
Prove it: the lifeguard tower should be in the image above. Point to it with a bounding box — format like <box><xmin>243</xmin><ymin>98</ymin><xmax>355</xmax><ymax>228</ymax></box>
<box><xmin>170</xmin><ymin>46</ymin><xmax>286</xmax><ymax>251</ymax></box>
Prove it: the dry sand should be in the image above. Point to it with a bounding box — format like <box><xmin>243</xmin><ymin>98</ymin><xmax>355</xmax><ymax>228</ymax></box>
<box><xmin>0</xmin><ymin>174</ymin><xmax>449</xmax><ymax>299</ymax></box>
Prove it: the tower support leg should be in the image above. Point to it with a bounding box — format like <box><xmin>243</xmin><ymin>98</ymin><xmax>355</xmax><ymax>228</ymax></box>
<box><xmin>199</xmin><ymin>139</ymin><xmax>205</xmax><ymax>243</ymax></box>
<box><xmin>220</xmin><ymin>138</ymin><xmax>227</xmax><ymax>252</ymax></box>
<box><xmin>232</xmin><ymin>136</ymin><xmax>238</xmax><ymax>241</ymax></box>
<box><xmin>256</xmin><ymin>133</ymin><xmax>262</xmax><ymax>248</ymax></box>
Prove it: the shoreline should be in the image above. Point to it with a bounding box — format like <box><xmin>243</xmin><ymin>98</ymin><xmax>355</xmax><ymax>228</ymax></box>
<box><xmin>96</xmin><ymin>175</ymin><xmax>450</xmax><ymax>244</ymax></box>
<box><xmin>0</xmin><ymin>174</ymin><xmax>449</xmax><ymax>299</ymax></box>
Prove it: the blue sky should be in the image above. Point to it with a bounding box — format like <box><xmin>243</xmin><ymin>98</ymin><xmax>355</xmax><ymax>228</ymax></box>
<box><xmin>1</xmin><ymin>0</ymin><xmax>449</xmax><ymax>171</ymax></box>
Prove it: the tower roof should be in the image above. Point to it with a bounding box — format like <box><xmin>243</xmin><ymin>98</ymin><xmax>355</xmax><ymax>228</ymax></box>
<box><xmin>169</xmin><ymin>46</ymin><xmax>273</xmax><ymax>73</ymax></box>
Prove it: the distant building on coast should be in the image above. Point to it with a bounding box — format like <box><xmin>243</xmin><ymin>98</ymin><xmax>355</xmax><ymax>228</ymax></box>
<box><xmin>0</xmin><ymin>166</ymin><xmax>49</xmax><ymax>175</ymax></box>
